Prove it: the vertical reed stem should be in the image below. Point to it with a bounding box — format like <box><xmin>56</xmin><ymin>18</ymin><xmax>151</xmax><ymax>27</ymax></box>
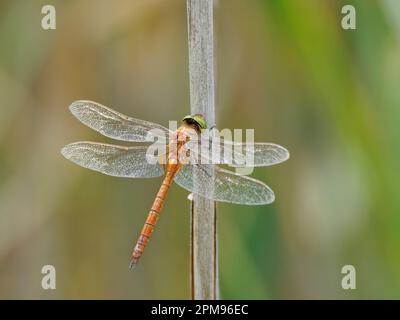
<box><xmin>187</xmin><ymin>0</ymin><xmax>218</xmax><ymax>300</ymax></box>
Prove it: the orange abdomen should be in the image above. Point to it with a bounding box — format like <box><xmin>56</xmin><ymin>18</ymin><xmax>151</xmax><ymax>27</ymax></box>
<box><xmin>129</xmin><ymin>168</ymin><xmax>177</xmax><ymax>268</ymax></box>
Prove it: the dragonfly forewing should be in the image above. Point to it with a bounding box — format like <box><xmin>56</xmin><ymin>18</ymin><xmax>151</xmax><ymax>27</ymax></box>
<box><xmin>191</xmin><ymin>137</ymin><xmax>290</xmax><ymax>167</ymax></box>
<box><xmin>69</xmin><ymin>100</ymin><xmax>171</xmax><ymax>142</ymax></box>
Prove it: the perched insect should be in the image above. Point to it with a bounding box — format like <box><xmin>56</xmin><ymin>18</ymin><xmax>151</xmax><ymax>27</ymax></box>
<box><xmin>61</xmin><ymin>101</ymin><xmax>289</xmax><ymax>268</ymax></box>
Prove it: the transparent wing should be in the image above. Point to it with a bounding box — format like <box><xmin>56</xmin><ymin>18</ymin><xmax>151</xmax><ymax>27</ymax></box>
<box><xmin>191</xmin><ymin>137</ymin><xmax>289</xmax><ymax>167</ymax></box>
<box><xmin>61</xmin><ymin>142</ymin><xmax>164</xmax><ymax>178</ymax></box>
<box><xmin>220</xmin><ymin>141</ymin><xmax>289</xmax><ymax>167</ymax></box>
<box><xmin>174</xmin><ymin>164</ymin><xmax>275</xmax><ymax>205</ymax></box>
<box><xmin>69</xmin><ymin>100</ymin><xmax>171</xmax><ymax>142</ymax></box>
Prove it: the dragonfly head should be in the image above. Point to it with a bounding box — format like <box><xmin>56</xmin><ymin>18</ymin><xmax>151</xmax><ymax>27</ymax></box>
<box><xmin>182</xmin><ymin>114</ymin><xmax>207</xmax><ymax>131</ymax></box>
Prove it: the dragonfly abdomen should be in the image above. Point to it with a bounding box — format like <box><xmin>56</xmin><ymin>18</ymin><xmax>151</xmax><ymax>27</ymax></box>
<box><xmin>129</xmin><ymin>169</ymin><xmax>177</xmax><ymax>268</ymax></box>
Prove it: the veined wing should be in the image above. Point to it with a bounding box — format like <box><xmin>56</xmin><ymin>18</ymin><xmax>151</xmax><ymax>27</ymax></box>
<box><xmin>189</xmin><ymin>138</ymin><xmax>289</xmax><ymax>167</ymax></box>
<box><xmin>174</xmin><ymin>164</ymin><xmax>275</xmax><ymax>205</ymax></box>
<box><xmin>61</xmin><ymin>142</ymin><xmax>164</xmax><ymax>178</ymax></box>
<box><xmin>69</xmin><ymin>100</ymin><xmax>171</xmax><ymax>142</ymax></box>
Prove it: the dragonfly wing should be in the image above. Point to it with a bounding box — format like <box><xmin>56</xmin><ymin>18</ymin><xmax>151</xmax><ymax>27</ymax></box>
<box><xmin>61</xmin><ymin>142</ymin><xmax>164</xmax><ymax>178</ymax></box>
<box><xmin>69</xmin><ymin>100</ymin><xmax>171</xmax><ymax>142</ymax></box>
<box><xmin>174</xmin><ymin>164</ymin><xmax>275</xmax><ymax>205</ymax></box>
<box><xmin>194</xmin><ymin>138</ymin><xmax>289</xmax><ymax>167</ymax></box>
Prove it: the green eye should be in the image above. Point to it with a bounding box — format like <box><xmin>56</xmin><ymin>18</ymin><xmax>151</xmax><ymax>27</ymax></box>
<box><xmin>182</xmin><ymin>114</ymin><xmax>207</xmax><ymax>129</ymax></box>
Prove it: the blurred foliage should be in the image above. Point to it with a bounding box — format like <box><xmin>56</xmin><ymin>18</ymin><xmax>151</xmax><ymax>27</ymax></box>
<box><xmin>0</xmin><ymin>0</ymin><xmax>400</xmax><ymax>299</ymax></box>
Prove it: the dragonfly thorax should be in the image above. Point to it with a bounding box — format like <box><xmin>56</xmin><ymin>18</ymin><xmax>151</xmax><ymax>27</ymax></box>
<box><xmin>166</xmin><ymin>126</ymin><xmax>198</xmax><ymax>167</ymax></box>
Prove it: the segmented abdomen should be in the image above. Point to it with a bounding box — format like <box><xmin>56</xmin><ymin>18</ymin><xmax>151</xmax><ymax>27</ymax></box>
<box><xmin>129</xmin><ymin>169</ymin><xmax>176</xmax><ymax>268</ymax></box>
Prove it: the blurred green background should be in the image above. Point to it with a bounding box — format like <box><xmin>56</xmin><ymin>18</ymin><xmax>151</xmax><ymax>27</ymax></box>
<box><xmin>1</xmin><ymin>0</ymin><xmax>399</xmax><ymax>299</ymax></box>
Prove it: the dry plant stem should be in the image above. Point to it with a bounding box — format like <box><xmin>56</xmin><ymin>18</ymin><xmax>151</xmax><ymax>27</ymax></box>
<box><xmin>187</xmin><ymin>0</ymin><xmax>219</xmax><ymax>300</ymax></box>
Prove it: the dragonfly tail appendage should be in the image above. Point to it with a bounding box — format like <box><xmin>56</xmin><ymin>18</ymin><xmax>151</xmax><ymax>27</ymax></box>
<box><xmin>129</xmin><ymin>170</ymin><xmax>176</xmax><ymax>269</ymax></box>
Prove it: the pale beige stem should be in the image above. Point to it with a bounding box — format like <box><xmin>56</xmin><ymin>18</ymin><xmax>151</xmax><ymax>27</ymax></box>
<box><xmin>186</xmin><ymin>0</ymin><xmax>219</xmax><ymax>300</ymax></box>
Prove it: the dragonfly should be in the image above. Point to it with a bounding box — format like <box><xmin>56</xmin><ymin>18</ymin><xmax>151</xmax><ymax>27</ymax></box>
<box><xmin>61</xmin><ymin>100</ymin><xmax>289</xmax><ymax>268</ymax></box>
